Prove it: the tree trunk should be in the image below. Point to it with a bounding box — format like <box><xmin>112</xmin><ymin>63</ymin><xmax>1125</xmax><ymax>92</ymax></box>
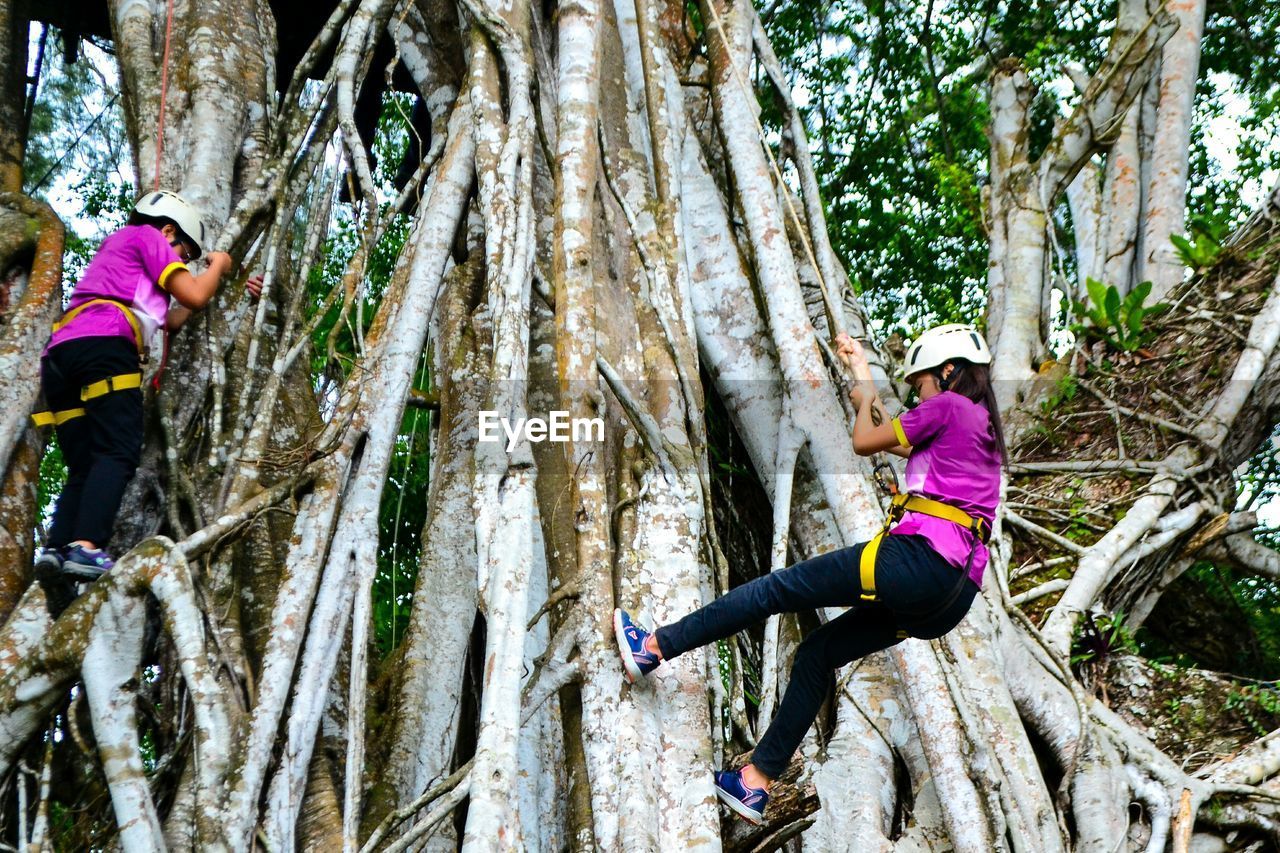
<box><xmin>2</xmin><ymin>0</ymin><xmax>1279</xmax><ymax>849</ymax></box>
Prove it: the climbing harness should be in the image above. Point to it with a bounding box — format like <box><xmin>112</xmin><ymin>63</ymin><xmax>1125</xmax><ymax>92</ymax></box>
<box><xmin>51</xmin><ymin>298</ymin><xmax>145</xmax><ymax>353</ymax></box>
<box><xmin>861</xmin><ymin>491</ymin><xmax>990</xmax><ymax>638</ymax></box>
<box><xmin>30</xmin><ymin>373</ymin><xmax>144</xmax><ymax>428</ymax></box>
<box><xmin>30</xmin><ymin>298</ymin><xmax>147</xmax><ymax>428</ymax></box>
<box><xmin>858</xmin><ymin>492</ymin><xmax>991</xmax><ymax>603</ymax></box>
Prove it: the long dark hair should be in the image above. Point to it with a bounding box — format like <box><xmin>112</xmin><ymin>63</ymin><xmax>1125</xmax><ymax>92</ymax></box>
<box><xmin>930</xmin><ymin>359</ymin><xmax>1009</xmax><ymax>467</ymax></box>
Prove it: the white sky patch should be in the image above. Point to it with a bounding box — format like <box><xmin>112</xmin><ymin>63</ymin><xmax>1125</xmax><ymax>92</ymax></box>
<box><xmin>26</xmin><ymin>29</ymin><xmax>134</xmax><ymax>242</ymax></box>
<box><xmin>1199</xmin><ymin>72</ymin><xmax>1279</xmax><ymax>210</ymax></box>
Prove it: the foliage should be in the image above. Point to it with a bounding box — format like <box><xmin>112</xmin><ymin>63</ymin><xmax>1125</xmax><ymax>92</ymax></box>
<box><xmin>1169</xmin><ymin>214</ymin><xmax>1230</xmax><ymax>271</ymax></box>
<box><xmin>1224</xmin><ymin>684</ymin><xmax>1280</xmax><ymax>737</ymax></box>
<box><xmin>352</xmin><ymin>92</ymin><xmax>431</xmax><ymax>658</ymax></box>
<box><xmin>305</xmin><ymin>206</ymin><xmax>410</xmax><ymax>389</ymax></box>
<box><xmin>1136</xmin><ymin>560</ymin><xmax>1280</xmax><ymax>681</ymax></box>
<box><xmin>1071</xmin><ymin>610</ymin><xmax>1139</xmax><ymax>666</ymax></box>
<box><xmin>23</xmin><ymin>30</ymin><xmax>130</xmax><ymax>198</ymax></box>
<box><xmin>59</xmin><ymin>175</ymin><xmax>135</xmax><ymax>289</ymax></box>
<box><xmin>760</xmin><ymin>2</ymin><xmax>998</xmax><ymax>334</ymax></box>
<box><xmin>1238</xmin><ymin>424</ymin><xmax>1280</xmax><ymax>538</ymax></box>
<box><xmin>36</xmin><ymin>436</ymin><xmax>67</xmax><ymax>533</ymax></box>
<box><xmin>761</xmin><ymin>0</ymin><xmax>1280</xmax><ymax>338</ymax></box>
<box><xmin>373</xmin><ymin>364</ymin><xmax>433</xmax><ymax>658</ymax></box>
<box><xmin>1039</xmin><ymin>373</ymin><xmax>1078</xmax><ymax>414</ymax></box>
<box><xmin>306</xmin><ymin>92</ymin><xmax>415</xmax><ymax>389</ymax></box>
<box><xmin>1070</xmin><ymin>279</ymin><xmax>1169</xmax><ymax>352</ymax></box>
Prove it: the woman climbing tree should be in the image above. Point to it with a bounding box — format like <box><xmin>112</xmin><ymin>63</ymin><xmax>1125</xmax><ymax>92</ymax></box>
<box><xmin>614</xmin><ymin>323</ymin><xmax>1008</xmax><ymax>824</ymax></box>
<box><xmin>29</xmin><ymin>191</ymin><xmax>259</xmax><ymax>614</ymax></box>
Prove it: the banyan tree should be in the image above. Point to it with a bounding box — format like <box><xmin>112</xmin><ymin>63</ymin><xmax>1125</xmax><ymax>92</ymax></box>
<box><xmin>1</xmin><ymin>0</ymin><xmax>1279</xmax><ymax>848</ymax></box>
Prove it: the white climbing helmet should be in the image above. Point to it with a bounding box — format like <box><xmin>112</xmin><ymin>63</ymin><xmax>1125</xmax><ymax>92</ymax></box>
<box><xmin>134</xmin><ymin>190</ymin><xmax>206</xmax><ymax>258</ymax></box>
<box><xmin>902</xmin><ymin>323</ymin><xmax>992</xmax><ymax>377</ymax></box>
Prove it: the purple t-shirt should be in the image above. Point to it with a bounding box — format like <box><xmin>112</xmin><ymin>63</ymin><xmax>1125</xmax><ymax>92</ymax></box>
<box><xmin>45</xmin><ymin>225</ymin><xmax>186</xmax><ymax>354</ymax></box>
<box><xmin>891</xmin><ymin>391</ymin><xmax>1002</xmax><ymax>585</ymax></box>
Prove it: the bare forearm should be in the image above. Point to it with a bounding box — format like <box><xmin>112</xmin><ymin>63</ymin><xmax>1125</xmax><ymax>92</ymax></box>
<box><xmin>191</xmin><ymin>268</ymin><xmax>224</xmax><ymax>303</ymax></box>
<box><xmin>852</xmin><ymin>383</ymin><xmax>880</xmax><ymax>444</ymax></box>
<box><xmin>866</xmin><ymin>394</ymin><xmax>910</xmax><ymax>457</ymax></box>
<box><xmin>167</xmin><ymin>252</ymin><xmax>232</xmax><ymax>310</ymax></box>
<box><xmin>851</xmin><ymin>383</ymin><xmax>911</xmax><ymax>456</ymax></box>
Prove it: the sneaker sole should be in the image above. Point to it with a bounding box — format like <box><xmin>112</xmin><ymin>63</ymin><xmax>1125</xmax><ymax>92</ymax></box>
<box><xmin>716</xmin><ymin>787</ymin><xmax>764</xmax><ymax>825</ymax></box>
<box><xmin>612</xmin><ymin>609</ymin><xmax>643</xmax><ymax>684</ymax></box>
<box><xmin>34</xmin><ymin>563</ymin><xmax>77</xmax><ymax>619</ymax></box>
<box><xmin>34</xmin><ymin>560</ymin><xmax>62</xmax><ymax>584</ymax></box>
<box><xmin>33</xmin><ymin>554</ymin><xmax>62</xmax><ymax>573</ymax></box>
<box><xmin>61</xmin><ymin>562</ymin><xmax>107</xmax><ymax>581</ymax></box>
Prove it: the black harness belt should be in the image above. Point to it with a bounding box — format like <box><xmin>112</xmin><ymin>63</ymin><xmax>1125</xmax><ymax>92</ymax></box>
<box><xmin>859</xmin><ymin>493</ymin><xmax>991</xmax><ymax>602</ymax></box>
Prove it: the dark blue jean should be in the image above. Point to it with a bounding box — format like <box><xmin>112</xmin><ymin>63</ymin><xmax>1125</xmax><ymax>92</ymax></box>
<box><xmin>654</xmin><ymin>533</ymin><xmax>977</xmax><ymax>779</ymax></box>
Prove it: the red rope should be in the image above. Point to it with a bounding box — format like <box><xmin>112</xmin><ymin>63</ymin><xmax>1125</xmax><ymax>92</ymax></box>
<box><xmin>153</xmin><ymin>0</ymin><xmax>176</xmax><ymax>191</ymax></box>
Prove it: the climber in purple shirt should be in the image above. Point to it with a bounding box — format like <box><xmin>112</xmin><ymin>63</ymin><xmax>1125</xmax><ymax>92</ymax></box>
<box><xmin>613</xmin><ymin>324</ymin><xmax>1007</xmax><ymax>825</ymax></box>
<box><xmin>31</xmin><ymin>191</ymin><xmax>261</xmax><ymax>611</ymax></box>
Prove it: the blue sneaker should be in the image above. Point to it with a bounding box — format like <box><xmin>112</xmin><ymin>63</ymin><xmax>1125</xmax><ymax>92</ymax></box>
<box><xmin>61</xmin><ymin>544</ymin><xmax>114</xmax><ymax>581</ymax></box>
<box><xmin>613</xmin><ymin>609</ymin><xmax>661</xmax><ymax>683</ymax></box>
<box><xmin>715</xmin><ymin>769</ymin><xmax>768</xmax><ymax>825</ymax></box>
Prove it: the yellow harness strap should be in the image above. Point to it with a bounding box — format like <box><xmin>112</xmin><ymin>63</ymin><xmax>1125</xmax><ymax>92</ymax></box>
<box><xmin>30</xmin><ymin>408</ymin><xmax>86</xmax><ymax>427</ymax></box>
<box><xmin>52</xmin><ymin>298</ymin><xmax>144</xmax><ymax>354</ymax></box>
<box><xmin>858</xmin><ymin>493</ymin><xmax>990</xmax><ymax>602</ymax></box>
<box><xmin>30</xmin><ymin>373</ymin><xmax>144</xmax><ymax>429</ymax></box>
<box><xmin>81</xmin><ymin>372</ymin><xmax>143</xmax><ymax>400</ymax></box>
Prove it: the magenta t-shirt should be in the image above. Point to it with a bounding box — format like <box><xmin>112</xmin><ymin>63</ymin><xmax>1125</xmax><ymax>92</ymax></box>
<box><xmin>45</xmin><ymin>225</ymin><xmax>186</xmax><ymax>354</ymax></box>
<box><xmin>891</xmin><ymin>391</ymin><xmax>1002</xmax><ymax>585</ymax></box>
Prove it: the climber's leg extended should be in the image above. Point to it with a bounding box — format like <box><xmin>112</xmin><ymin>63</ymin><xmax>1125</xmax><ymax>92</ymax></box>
<box><xmin>652</xmin><ymin>543</ymin><xmax>866</xmax><ymax>662</ymax></box>
<box><xmin>750</xmin><ymin>604</ymin><xmax>903</xmax><ymax>780</ymax></box>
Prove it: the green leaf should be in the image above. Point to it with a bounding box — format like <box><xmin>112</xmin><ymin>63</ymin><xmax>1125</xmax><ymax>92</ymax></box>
<box><xmin>1127</xmin><ymin>280</ymin><xmax>1152</xmax><ymax>310</ymax></box>
<box><xmin>1086</xmin><ymin>278</ymin><xmax>1109</xmax><ymax>313</ymax></box>
<box><xmin>1127</xmin><ymin>304</ymin><xmax>1146</xmax><ymax>336</ymax></box>
<box><xmin>1104</xmin><ymin>284</ymin><xmax>1122</xmax><ymax>330</ymax></box>
<box><xmin>1170</xmin><ymin>234</ymin><xmax>1195</xmax><ymax>266</ymax></box>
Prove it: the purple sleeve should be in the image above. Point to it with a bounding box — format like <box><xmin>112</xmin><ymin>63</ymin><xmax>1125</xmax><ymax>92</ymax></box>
<box><xmin>896</xmin><ymin>393</ymin><xmax>952</xmax><ymax>447</ymax></box>
<box><xmin>134</xmin><ymin>225</ymin><xmax>185</xmax><ymax>289</ymax></box>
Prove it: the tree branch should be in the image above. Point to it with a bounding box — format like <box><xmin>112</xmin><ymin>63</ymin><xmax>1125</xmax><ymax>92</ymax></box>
<box><xmin>1037</xmin><ymin>2</ymin><xmax>1176</xmax><ymax>200</ymax></box>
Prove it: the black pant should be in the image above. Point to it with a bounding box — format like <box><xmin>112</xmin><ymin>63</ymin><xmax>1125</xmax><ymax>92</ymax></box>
<box><xmin>654</xmin><ymin>533</ymin><xmax>977</xmax><ymax>779</ymax></box>
<box><xmin>41</xmin><ymin>336</ymin><xmax>144</xmax><ymax>549</ymax></box>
